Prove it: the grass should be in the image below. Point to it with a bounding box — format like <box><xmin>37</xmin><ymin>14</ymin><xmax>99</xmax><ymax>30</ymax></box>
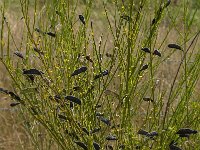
<box><xmin>0</xmin><ymin>0</ymin><xmax>200</xmax><ymax>149</ymax></box>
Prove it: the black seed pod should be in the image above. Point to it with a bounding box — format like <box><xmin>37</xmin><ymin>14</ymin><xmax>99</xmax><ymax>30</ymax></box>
<box><xmin>98</xmin><ymin>116</ymin><xmax>111</xmax><ymax>126</ymax></box>
<box><xmin>148</xmin><ymin>131</ymin><xmax>158</xmax><ymax>138</ymax></box>
<box><xmin>140</xmin><ymin>64</ymin><xmax>148</xmax><ymax>71</ymax></box>
<box><xmin>94</xmin><ymin>70</ymin><xmax>109</xmax><ymax>80</ymax></box>
<box><xmin>82</xmin><ymin>127</ymin><xmax>89</xmax><ymax>135</ymax></box>
<box><xmin>8</xmin><ymin>92</ymin><xmax>21</xmax><ymax>101</ymax></box>
<box><xmin>141</xmin><ymin>47</ymin><xmax>151</xmax><ymax>53</ymax></box>
<box><xmin>23</xmin><ymin>69</ymin><xmax>44</xmax><ymax>75</ymax></box>
<box><xmin>106</xmin><ymin>135</ymin><xmax>118</xmax><ymax>140</ymax></box>
<box><xmin>85</xmin><ymin>55</ymin><xmax>93</xmax><ymax>63</ymax></box>
<box><xmin>33</xmin><ymin>47</ymin><xmax>44</xmax><ymax>55</ymax></box>
<box><xmin>90</xmin><ymin>127</ymin><xmax>101</xmax><ymax>134</ymax></box>
<box><xmin>153</xmin><ymin>50</ymin><xmax>161</xmax><ymax>57</ymax></box>
<box><xmin>27</xmin><ymin>75</ymin><xmax>35</xmax><ymax>82</ymax></box>
<box><xmin>152</xmin><ymin>18</ymin><xmax>156</xmax><ymax>25</ymax></box>
<box><xmin>176</xmin><ymin>128</ymin><xmax>198</xmax><ymax>135</ymax></box>
<box><xmin>71</xmin><ymin>66</ymin><xmax>87</xmax><ymax>76</ymax></box>
<box><xmin>65</xmin><ymin>95</ymin><xmax>81</xmax><ymax>105</ymax></box>
<box><xmin>14</xmin><ymin>51</ymin><xmax>24</xmax><ymax>59</ymax></box>
<box><xmin>143</xmin><ymin>97</ymin><xmax>153</xmax><ymax>102</ymax></box>
<box><xmin>179</xmin><ymin>134</ymin><xmax>190</xmax><ymax>138</ymax></box>
<box><xmin>168</xmin><ymin>44</ymin><xmax>182</xmax><ymax>50</ymax></box>
<box><xmin>10</xmin><ymin>102</ymin><xmax>20</xmax><ymax>107</ymax></box>
<box><xmin>93</xmin><ymin>142</ymin><xmax>100</xmax><ymax>150</ymax></box>
<box><xmin>74</xmin><ymin>141</ymin><xmax>88</xmax><ymax>150</ymax></box>
<box><xmin>79</xmin><ymin>15</ymin><xmax>85</xmax><ymax>25</ymax></box>
<box><xmin>46</xmin><ymin>32</ymin><xmax>56</xmax><ymax>37</ymax></box>
<box><xmin>102</xmin><ymin>70</ymin><xmax>109</xmax><ymax>76</ymax></box>
<box><xmin>137</xmin><ymin>129</ymin><xmax>149</xmax><ymax>136</ymax></box>
<box><xmin>70</xmin><ymin>101</ymin><xmax>74</xmax><ymax>109</ymax></box>
<box><xmin>58</xmin><ymin>114</ymin><xmax>67</xmax><ymax>121</ymax></box>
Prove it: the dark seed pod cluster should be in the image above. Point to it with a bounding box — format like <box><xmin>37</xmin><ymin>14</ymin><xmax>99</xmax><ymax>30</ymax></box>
<box><xmin>0</xmin><ymin>88</ymin><xmax>21</xmax><ymax>102</ymax></box>
<box><xmin>141</xmin><ymin>47</ymin><xmax>162</xmax><ymax>57</ymax></box>
<box><xmin>65</xmin><ymin>95</ymin><xmax>81</xmax><ymax>105</ymax></box>
<box><xmin>138</xmin><ymin>129</ymin><xmax>158</xmax><ymax>139</ymax></box>
<box><xmin>71</xmin><ymin>66</ymin><xmax>87</xmax><ymax>76</ymax></box>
